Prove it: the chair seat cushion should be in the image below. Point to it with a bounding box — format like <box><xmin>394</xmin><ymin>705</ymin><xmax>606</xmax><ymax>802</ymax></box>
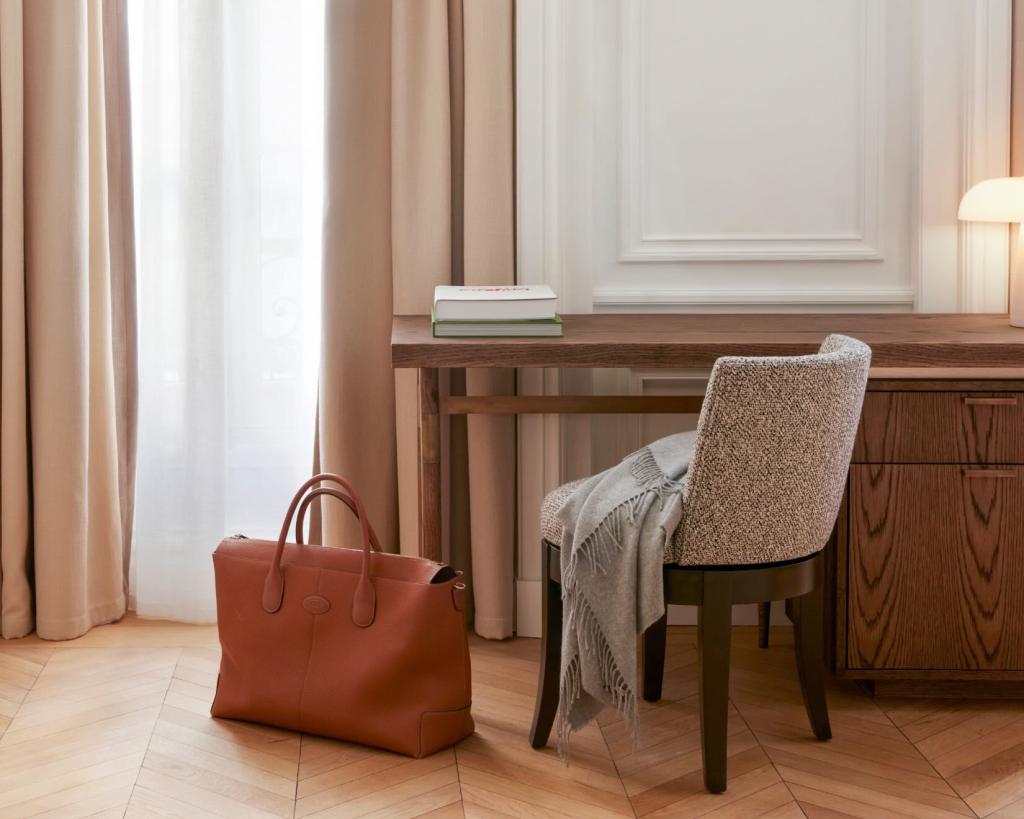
<box><xmin>540</xmin><ymin>431</ymin><xmax>696</xmax><ymax>553</ymax></box>
<box><xmin>540</xmin><ymin>479</ymin><xmax>588</xmax><ymax>546</ymax></box>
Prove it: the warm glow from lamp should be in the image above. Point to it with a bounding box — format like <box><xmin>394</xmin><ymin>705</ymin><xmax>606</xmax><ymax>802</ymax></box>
<box><xmin>958</xmin><ymin>177</ymin><xmax>1024</xmax><ymax>327</ymax></box>
<box><xmin>959</xmin><ymin>177</ymin><xmax>1024</xmax><ymax>223</ymax></box>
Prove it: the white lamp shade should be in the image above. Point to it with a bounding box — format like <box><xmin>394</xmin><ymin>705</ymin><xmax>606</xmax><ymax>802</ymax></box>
<box><xmin>958</xmin><ymin>177</ymin><xmax>1024</xmax><ymax>223</ymax></box>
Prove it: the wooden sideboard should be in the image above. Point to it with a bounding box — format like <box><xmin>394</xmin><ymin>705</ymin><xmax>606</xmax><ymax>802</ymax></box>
<box><xmin>835</xmin><ymin>372</ymin><xmax>1024</xmax><ymax>694</ymax></box>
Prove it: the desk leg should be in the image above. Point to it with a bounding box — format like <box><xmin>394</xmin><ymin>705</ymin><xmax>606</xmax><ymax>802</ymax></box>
<box><xmin>417</xmin><ymin>367</ymin><xmax>442</xmax><ymax>561</ymax></box>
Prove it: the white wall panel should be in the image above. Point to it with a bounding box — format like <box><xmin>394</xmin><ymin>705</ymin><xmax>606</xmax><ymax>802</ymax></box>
<box><xmin>621</xmin><ymin>0</ymin><xmax>883</xmax><ymax>262</ymax></box>
<box><xmin>514</xmin><ymin>0</ymin><xmax>1012</xmax><ymax>635</ymax></box>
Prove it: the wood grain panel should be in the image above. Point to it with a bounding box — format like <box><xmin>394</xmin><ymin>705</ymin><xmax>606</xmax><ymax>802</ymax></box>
<box><xmin>848</xmin><ymin>465</ymin><xmax>1024</xmax><ymax>671</ymax></box>
<box><xmin>392</xmin><ymin>314</ymin><xmax>1024</xmax><ymax>369</ymax></box>
<box><xmin>868</xmin><ymin>371</ymin><xmax>1024</xmax><ymax>390</ymax></box>
<box><xmin>854</xmin><ymin>392</ymin><xmax>1024</xmax><ymax>464</ymax></box>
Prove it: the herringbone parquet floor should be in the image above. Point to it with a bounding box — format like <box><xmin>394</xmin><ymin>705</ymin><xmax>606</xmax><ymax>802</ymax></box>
<box><xmin>2</xmin><ymin>617</ymin><xmax>1024</xmax><ymax>818</ymax></box>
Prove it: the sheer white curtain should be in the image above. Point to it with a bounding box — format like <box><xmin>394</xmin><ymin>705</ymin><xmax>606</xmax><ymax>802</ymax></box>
<box><xmin>128</xmin><ymin>0</ymin><xmax>324</xmax><ymax>621</ymax></box>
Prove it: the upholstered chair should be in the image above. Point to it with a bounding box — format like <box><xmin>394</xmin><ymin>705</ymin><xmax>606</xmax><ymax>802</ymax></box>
<box><xmin>529</xmin><ymin>335</ymin><xmax>871</xmax><ymax>793</ymax></box>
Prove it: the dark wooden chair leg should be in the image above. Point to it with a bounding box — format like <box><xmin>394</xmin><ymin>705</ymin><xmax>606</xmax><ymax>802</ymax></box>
<box><xmin>757</xmin><ymin>602</ymin><xmax>770</xmax><ymax>648</ymax></box>
<box><xmin>792</xmin><ymin>571</ymin><xmax>832</xmax><ymax>741</ymax></box>
<box><xmin>698</xmin><ymin>572</ymin><xmax>733</xmax><ymax>794</ymax></box>
<box><xmin>643</xmin><ymin>610</ymin><xmax>668</xmax><ymax>702</ymax></box>
<box><xmin>530</xmin><ymin>542</ymin><xmax>562</xmax><ymax>749</ymax></box>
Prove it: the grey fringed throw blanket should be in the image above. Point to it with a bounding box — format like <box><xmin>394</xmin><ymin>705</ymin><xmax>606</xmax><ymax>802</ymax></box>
<box><xmin>555</xmin><ymin>431</ymin><xmax>695</xmax><ymax>756</ymax></box>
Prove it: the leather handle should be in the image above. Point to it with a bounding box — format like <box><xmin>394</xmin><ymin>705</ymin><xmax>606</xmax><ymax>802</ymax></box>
<box><xmin>451</xmin><ymin>571</ymin><xmax>466</xmax><ymax>612</ymax></box>
<box><xmin>294</xmin><ymin>488</ymin><xmax>383</xmax><ymax>553</ymax></box>
<box><xmin>263</xmin><ymin>473</ymin><xmax>376</xmax><ymax>627</ymax></box>
<box><xmin>963</xmin><ymin>396</ymin><xmax>1018</xmax><ymax>406</ymax></box>
<box><xmin>962</xmin><ymin>468</ymin><xmax>1017</xmax><ymax>479</ymax></box>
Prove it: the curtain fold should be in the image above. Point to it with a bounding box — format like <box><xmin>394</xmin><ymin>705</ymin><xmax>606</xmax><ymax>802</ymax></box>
<box><xmin>320</xmin><ymin>0</ymin><xmax>517</xmax><ymax>638</ymax></box>
<box><xmin>460</xmin><ymin>0</ymin><xmax>517</xmax><ymax>639</ymax></box>
<box><xmin>0</xmin><ymin>0</ymin><xmax>136</xmax><ymax>640</ymax></box>
<box><xmin>101</xmin><ymin>0</ymin><xmax>138</xmax><ymax>599</ymax></box>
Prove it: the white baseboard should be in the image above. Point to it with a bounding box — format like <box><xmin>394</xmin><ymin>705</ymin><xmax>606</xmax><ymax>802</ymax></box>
<box><xmin>516</xmin><ymin>579</ymin><xmax>792</xmax><ymax>636</ymax></box>
<box><xmin>516</xmin><ymin>579</ymin><xmax>542</xmax><ymax>638</ymax></box>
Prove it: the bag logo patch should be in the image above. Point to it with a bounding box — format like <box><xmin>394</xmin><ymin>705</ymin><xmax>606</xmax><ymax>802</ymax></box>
<box><xmin>303</xmin><ymin>594</ymin><xmax>331</xmax><ymax>615</ymax></box>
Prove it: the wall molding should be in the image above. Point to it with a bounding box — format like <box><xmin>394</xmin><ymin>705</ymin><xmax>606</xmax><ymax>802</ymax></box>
<box><xmin>960</xmin><ymin>0</ymin><xmax>1013</xmax><ymax>312</ymax></box>
<box><xmin>593</xmin><ymin>286</ymin><xmax>915</xmax><ymax>310</ymax></box>
<box><xmin>618</xmin><ymin>0</ymin><xmax>886</xmax><ymax>262</ymax></box>
<box><xmin>515</xmin><ymin>0</ymin><xmax>566</xmax><ymax>309</ymax></box>
<box><xmin>914</xmin><ymin>0</ymin><xmax>1012</xmax><ymax>312</ymax></box>
<box><xmin>515</xmin><ymin>0</ymin><xmax>577</xmax><ymax>636</ymax></box>
<box><xmin>625</xmin><ymin>370</ymin><xmax>707</xmax><ymax>452</ymax></box>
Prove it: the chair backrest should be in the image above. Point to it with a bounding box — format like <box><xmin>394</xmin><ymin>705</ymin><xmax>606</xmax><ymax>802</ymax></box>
<box><xmin>675</xmin><ymin>334</ymin><xmax>871</xmax><ymax>566</ymax></box>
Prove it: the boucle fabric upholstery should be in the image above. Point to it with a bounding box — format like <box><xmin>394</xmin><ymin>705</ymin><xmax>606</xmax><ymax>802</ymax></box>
<box><xmin>540</xmin><ymin>334</ymin><xmax>871</xmax><ymax>566</ymax></box>
<box><xmin>539</xmin><ymin>479</ymin><xmax>585</xmax><ymax>545</ymax></box>
<box><xmin>676</xmin><ymin>334</ymin><xmax>870</xmax><ymax>564</ymax></box>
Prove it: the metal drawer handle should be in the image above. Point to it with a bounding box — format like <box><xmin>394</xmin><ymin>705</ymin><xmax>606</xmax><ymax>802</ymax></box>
<box><xmin>962</xmin><ymin>468</ymin><xmax>1017</xmax><ymax>479</ymax></box>
<box><xmin>963</xmin><ymin>397</ymin><xmax>1018</xmax><ymax>406</ymax></box>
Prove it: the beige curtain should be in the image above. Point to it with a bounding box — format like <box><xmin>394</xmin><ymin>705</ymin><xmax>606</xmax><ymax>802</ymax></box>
<box><xmin>320</xmin><ymin>0</ymin><xmax>517</xmax><ymax>638</ymax></box>
<box><xmin>0</xmin><ymin>0</ymin><xmax>136</xmax><ymax>640</ymax></box>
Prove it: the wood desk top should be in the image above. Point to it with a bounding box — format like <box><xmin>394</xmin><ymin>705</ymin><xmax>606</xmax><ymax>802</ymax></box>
<box><xmin>392</xmin><ymin>313</ymin><xmax>1024</xmax><ymax>369</ymax></box>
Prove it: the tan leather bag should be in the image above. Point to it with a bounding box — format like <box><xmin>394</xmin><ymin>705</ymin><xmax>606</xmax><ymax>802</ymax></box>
<box><xmin>211</xmin><ymin>473</ymin><xmax>474</xmax><ymax>757</ymax></box>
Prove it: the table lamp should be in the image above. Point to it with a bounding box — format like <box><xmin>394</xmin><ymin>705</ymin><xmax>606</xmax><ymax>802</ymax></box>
<box><xmin>958</xmin><ymin>176</ymin><xmax>1024</xmax><ymax>327</ymax></box>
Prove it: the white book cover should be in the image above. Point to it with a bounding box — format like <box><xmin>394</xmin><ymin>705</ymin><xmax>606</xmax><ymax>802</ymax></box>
<box><xmin>433</xmin><ymin>284</ymin><xmax>557</xmax><ymax>321</ymax></box>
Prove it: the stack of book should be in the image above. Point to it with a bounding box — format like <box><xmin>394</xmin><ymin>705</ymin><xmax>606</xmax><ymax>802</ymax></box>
<box><xmin>432</xmin><ymin>285</ymin><xmax>562</xmax><ymax>337</ymax></box>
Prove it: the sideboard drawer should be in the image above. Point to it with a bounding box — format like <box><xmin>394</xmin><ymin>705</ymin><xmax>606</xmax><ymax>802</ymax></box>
<box><xmin>853</xmin><ymin>392</ymin><xmax>1024</xmax><ymax>464</ymax></box>
<box><xmin>847</xmin><ymin>464</ymin><xmax>1024</xmax><ymax>671</ymax></box>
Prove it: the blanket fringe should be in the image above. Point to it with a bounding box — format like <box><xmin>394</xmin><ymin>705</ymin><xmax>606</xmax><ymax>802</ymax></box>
<box><xmin>557</xmin><ymin>591</ymin><xmax>639</xmax><ymax>761</ymax></box>
<box><xmin>562</xmin><ymin>501</ymin><xmax>632</xmax><ymax>590</ymax></box>
<box><xmin>629</xmin><ymin>448</ymin><xmax>684</xmax><ymax>518</ymax></box>
<box><xmin>562</xmin><ymin>447</ymin><xmax>682</xmax><ymax>590</ymax></box>
<box><xmin>556</xmin><ymin>445</ymin><xmax>683</xmax><ymax>761</ymax></box>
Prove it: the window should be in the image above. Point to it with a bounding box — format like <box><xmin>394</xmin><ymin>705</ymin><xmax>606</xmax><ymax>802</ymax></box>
<box><xmin>128</xmin><ymin>0</ymin><xmax>325</xmax><ymax>620</ymax></box>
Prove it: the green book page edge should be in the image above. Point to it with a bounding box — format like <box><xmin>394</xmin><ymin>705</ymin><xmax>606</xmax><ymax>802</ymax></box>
<box><xmin>431</xmin><ymin>313</ymin><xmax>564</xmax><ymax>338</ymax></box>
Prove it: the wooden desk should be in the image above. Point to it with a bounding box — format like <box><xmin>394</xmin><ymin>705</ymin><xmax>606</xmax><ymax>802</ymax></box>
<box><xmin>394</xmin><ymin>312</ymin><xmax>1024</xmax><ymax>558</ymax></box>
<box><xmin>393</xmin><ymin>313</ymin><xmax>1024</xmax><ymax>369</ymax></box>
<box><xmin>393</xmin><ymin>313</ymin><xmax>1024</xmax><ymax>687</ymax></box>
